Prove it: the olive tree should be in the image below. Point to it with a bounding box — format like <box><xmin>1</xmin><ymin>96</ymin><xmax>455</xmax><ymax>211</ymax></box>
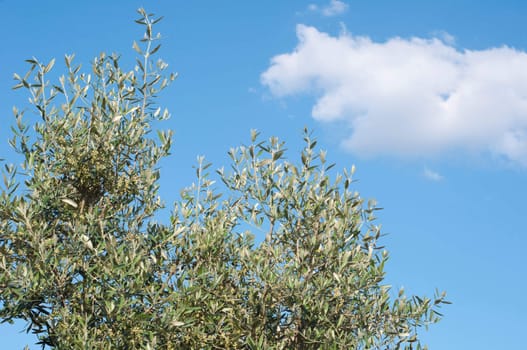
<box><xmin>0</xmin><ymin>8</ymin><xmax>448</xmax><ymax>349</ymax></box>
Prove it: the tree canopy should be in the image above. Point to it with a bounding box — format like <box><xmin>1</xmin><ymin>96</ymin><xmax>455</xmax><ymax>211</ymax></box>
<box><xmin>0</xmin><ymin>9</ymin><xmax>448</xmax><ymax>349</ymax></box>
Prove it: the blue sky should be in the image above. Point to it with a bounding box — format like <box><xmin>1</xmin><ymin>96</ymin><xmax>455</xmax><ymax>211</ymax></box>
<box><xmin>1</xmin><ymin>1</ymin><xmax>526</xmax><ymax>348</ymax></box>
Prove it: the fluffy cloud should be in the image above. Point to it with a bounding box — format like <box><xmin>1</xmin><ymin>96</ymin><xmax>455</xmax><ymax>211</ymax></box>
<box><xmin>261</xmin><ymin>25</ymin><xmax>527</xmax><ymax>165</ymax></box>
<box><xmin>308</xmin><ymin>0</ymin><xmax>348</xmax><ymax>17</ymax></box>
<box><xmin>423</xmin><ymin>167</ymin><xmax>444</xmax><ymax>181</ymax></box>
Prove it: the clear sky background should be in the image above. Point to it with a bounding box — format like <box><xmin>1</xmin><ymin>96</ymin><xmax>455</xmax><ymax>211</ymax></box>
<box><xmin>1</xmin><ymin>1</ymin><xmax>526</xmax><ymax>348</ymax></box>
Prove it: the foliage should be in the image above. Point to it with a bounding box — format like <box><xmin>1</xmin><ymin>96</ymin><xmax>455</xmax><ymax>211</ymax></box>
<box><xmin>0</xmin><ymin>8</ymin><xmax>448</xmax><ymax>349</ymax></box>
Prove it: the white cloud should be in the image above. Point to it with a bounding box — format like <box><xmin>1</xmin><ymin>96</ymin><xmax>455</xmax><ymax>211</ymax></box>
<box><xmin>261</xmin><ymin>25</ymin><xmax>527</xmax><ymax>166</ymax></box>
<box><xmin>308</xmin><ymin>4</ymin><xmax>318</xmax><ymax>12</ymax></box>
<box><xmin>308</xmin><ymin>0</ymin><xmax>348</xmax><ymax>17</ymax></box>
<box><xmin>423</xmin><ymin>167</ymin><xmax>444</xmax><ymax>181</ymax></box>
